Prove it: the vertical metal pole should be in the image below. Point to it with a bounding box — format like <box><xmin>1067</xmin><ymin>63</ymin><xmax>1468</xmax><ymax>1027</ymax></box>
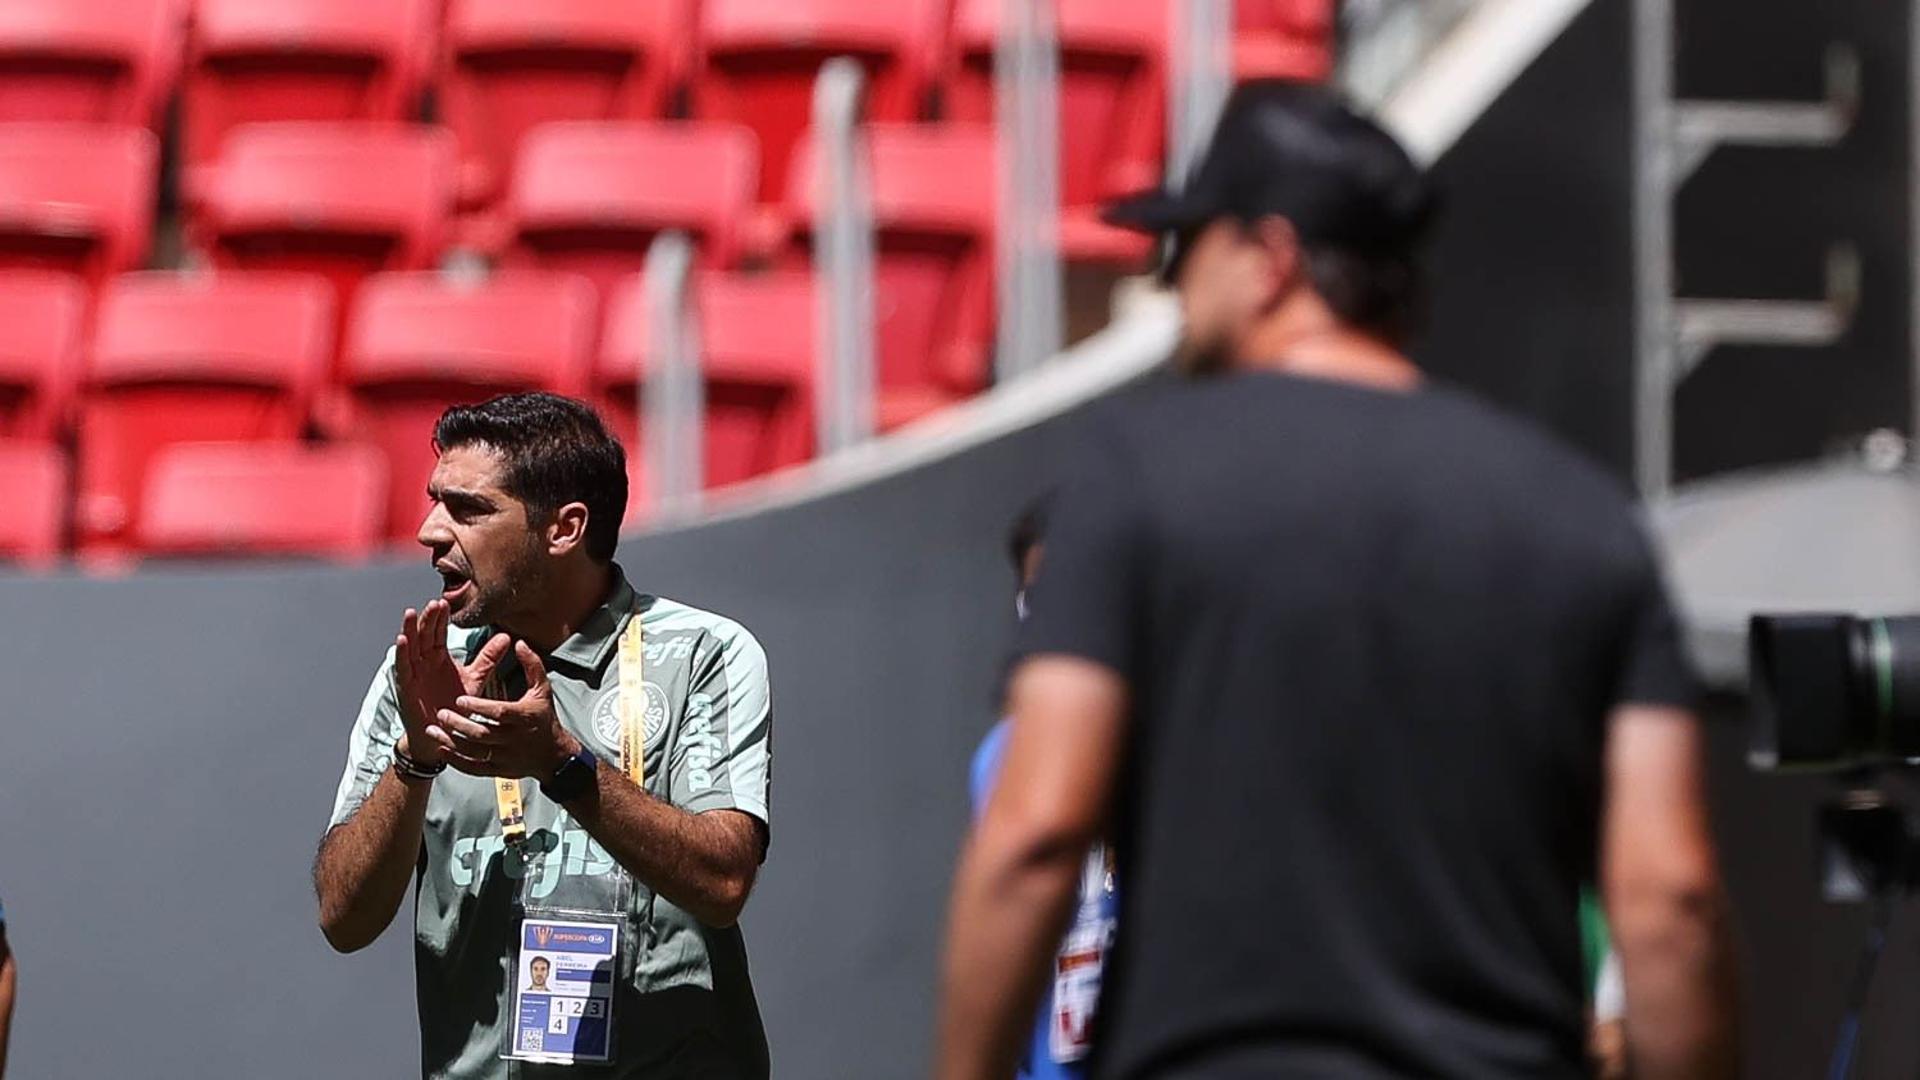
<box><xmin>643</xmin><ymin>231</ymin><xmax>702</xmax><ymax>513</ymax></box>
<box><xmin>1169</xmin><ymin>0</ymin><xmax>1234</xmax><ymax>186</ymax></box>
<box><xmin>1910</xmin><ymin>0</ymin><xmax>1920</xmax><ymax>442</ymax></box>
<box><xmin>813</xmin><ymin>58</ymin><xmax>876</xmax><ymax>453</ymax></box>
<box><xmin>995</xmin><ymin>0</ymin><xmax>1063</xmax><ymax>379</ymax></box>
<box><xmin>1632</xmin><ymin>0</ymin><xmax>1676</xmax><ymax>499</ymax></box>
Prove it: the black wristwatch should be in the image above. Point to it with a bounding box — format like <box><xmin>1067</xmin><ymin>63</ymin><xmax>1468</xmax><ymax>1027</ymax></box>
<box><xmin>541</xmin><ymin>745</ymin><xmax>600</xmax><ymax>805</ymax></box>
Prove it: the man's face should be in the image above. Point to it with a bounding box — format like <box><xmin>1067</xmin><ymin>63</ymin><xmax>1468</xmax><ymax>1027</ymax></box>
<box><xmin>1172</xmin><ymin>218</ymin><xmax>1278</xmax><ymax>374</ymax></box>
<box><xmin>418</xmin><ymin>444</ymin><xmax>548</xmax><ymax>629</ymax></box>
<box><xmin>530</xmin><ymin>958</ymin><xmax>550</xmax><ymax>986</ymax></box>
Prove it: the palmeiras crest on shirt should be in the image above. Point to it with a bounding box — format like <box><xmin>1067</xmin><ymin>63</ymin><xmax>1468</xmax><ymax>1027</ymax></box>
<box><xmin>591</xmin><ymin>682</ymin><xmax>671</xmax><ymax>756</ymax></box>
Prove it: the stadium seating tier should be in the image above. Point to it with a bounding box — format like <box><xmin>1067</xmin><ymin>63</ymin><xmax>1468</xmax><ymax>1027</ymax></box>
<box><xmin>0</xmin><ymin>123</ymin><xmax>157</xmax><ymax>286</ymax></box>
<box><xmin>597</xmin><ymin>269</ymin><xmax>814</xmax><ymax>497</ymax></box>
<box><xmin>787</xmin><ymin>123</ymin><xmax>996</xmax><ymax>429</ymax></box>
<box><xmin>76</xmin><ymin>271</ymin><xmax>336</xmax><ymax>551</ymax></box>
<box><xmin>135</xmin><ymin>440</ymin><xmax>387</xmax><ymax>560</ymax></box>
<box><xmin>503</xmin><ymin>120</ymin><xmax>761</xmax><ymax>299</ymax></box>
<box><xmin>195</xmin><ymin>122</ymin><xmax>456</xmax><ymax>341</ymax></box>
<box><xmin>696</xmin><ymin>0</ymin><xmax>948</xmax><ymax>204</ymax></box>
<box><xmin>443</xmin><ymin>0</ymin><xmax>694</xmax><ymax>212</ymax></box>
<box><xmin>0</xmin><ymin>439</ymin><xmax>67</xmax><ymax>567</ymax></box>
<box><xmin>184</xmin><ymin>0</ymin><xmax>437</xmax><ymax>183</ymax></box>
<box><xmin>335</xmin><ymin>269</ymin><xmax>599</xmax><ymax>541</ymax></box>
<box><xmin>0</xmin><ymin>269</ymin><xmax>86</xmax><ymax>441</ymax></box>
<box><xmin>0</xmin><ymin>0</ymin><xmax>185</xmax><ymax>127</ymax></box>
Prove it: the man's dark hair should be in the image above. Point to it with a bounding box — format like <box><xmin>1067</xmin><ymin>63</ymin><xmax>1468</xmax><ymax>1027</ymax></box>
<box><xmin>1007</xmin><ymin>493</ymin><xmax>1051</xmax><ymax>576</ymax></box>
<box><xmin>1302</xmin><ymin>244</ymin><xmax>1428</xmax><ymax>347</ymax></box>
<box><xmin>1253</xmin><ymin>84</ymin><xmax>1434</xmax><ymax>346</ymax></box>
<box><xmin>433</xmin><ymin>392</ymin><xmax>628</xmax><ymax>563</ymax></box>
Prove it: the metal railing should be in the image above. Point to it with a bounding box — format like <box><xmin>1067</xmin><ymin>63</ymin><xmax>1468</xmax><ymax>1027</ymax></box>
<box><xmin>642</xmin><ymin>231</ymin><xmax>703</xmax><ymax>517</ymax></box>
<box><xmin>995</xmin><ymin>0</ymin><xmax>1065</xmax><ymax>380</ymax></box>
<box><xmin>813</xmin><ymin>57</ymin><xmax>878</xmax><ymax>455</ymax></box>
<box><xmin>1170</xmin><ymin>0</ymin><xmax>1234</xmax><ymax>184</ymax></box>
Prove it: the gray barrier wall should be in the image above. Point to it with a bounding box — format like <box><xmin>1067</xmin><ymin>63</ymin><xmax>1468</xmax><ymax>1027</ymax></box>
<box><xmin>6</xmin><ymin>393</ymin><xmax>1920</xmax><ymax>1078</ymax></box>
<box><xmin>0</xmin><ymin>410</ymin><xmax>1078</xmax><ymax>1079</ymax></box>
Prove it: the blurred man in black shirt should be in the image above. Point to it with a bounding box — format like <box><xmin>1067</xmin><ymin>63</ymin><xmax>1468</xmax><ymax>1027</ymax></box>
<box><xmin>937</xmin><ymin>82</ymin><xmax>1737</xmax><ymax>1080</ymax></box>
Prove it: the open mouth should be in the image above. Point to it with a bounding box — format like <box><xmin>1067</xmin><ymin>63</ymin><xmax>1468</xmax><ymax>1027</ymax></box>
<box><xmin>436</xmin><ymin>564</ymin><xmax>473</xmax><ymax>604</ymax></box>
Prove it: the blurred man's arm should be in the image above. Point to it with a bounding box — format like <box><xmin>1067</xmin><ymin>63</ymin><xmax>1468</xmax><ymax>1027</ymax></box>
<box><xmin>1602</xmin><ymin>704</ymin><xmax>1738</xmax><ymax>1080</ymax></box>
<box><xmin>935</xmin><ymin>656</ymin><xmax>1128</xmax><ymax>1080</ymax></box>
<box><xmin>0</xmin><ymin>925</ymin><xmax>14</xmax><ymax>1077</ymax></box>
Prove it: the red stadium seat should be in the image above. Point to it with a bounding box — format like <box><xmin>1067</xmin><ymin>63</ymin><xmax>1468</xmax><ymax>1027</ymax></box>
<box><xmin>195</xmin><ymin>123</ymin><xmax>455</xmax><ymax>332</ymax></box>
<box><xmin>0</xmin><ymin>123</ymin><xmax>157</xmax><ymax>286</ymax></box>
<box><xmin>0</xmin><ymin>0</ymin><xmax>185</xmax><ymax>127</ymax></box>
<box><xmin>597</xmin><ymin>269</ymin><xmax>813</xmax><ymax>494</ymax></box>
<box><xmin>183</xmin><ymin>0</ymin><xmax>436</xmax><ymax>185</ymax></box>
<box><xmin>1234</xmin><ymin>0</ymin><xmax>1335</xmax><ymax>81</ymax></box>
<box><xmin>0</xmin><ymin>439</ymin><xmax>67</xmax><ymax>567</ymax></box>
<box><xmin>76</xmin><ymin>271</ymin><xmax>334</xmax><ymax>550</ymax></box>
<box><xmin>335</xmin><ymin>270</ymin><xmax>596</xmax><ymax>540</ymax></box>
<box><xmin>136</xmin><ymin>440</ymin><xmax>387</xmax><ymax>560</ymax></box>
<box><xmin>788</xmin><ymin>124</ymin><xmax>994</xmax><ymax>429</ymax></box>
<box><xmin>503</xmin><ymin>121</ymin><xmax>760</xmax><ymax>298</ymax></box>
<box><xmin>0</xmin><ymin>271</ymin><xmax>86</xmax><ymax>441</ymax></box>
<box><xmin>947</xmin><ymin>0</ymin><xmax>1161</xmax><ymax>264</ymax></box>
<box><xmin>696</xmin><ymin>0</ymin><xmax>946</xmax><ymax>204</ymax></box>
<box><xmin>442</xmin><ymin>0</ymin><xmax>694</xmax><ymax>211</ymax></box>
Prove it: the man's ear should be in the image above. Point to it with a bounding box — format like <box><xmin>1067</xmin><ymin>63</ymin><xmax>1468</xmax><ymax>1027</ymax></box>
<box><xmin>1251</xmin><ymin>215</ymin><xmax>1307</xmax><ymax>306</ymax></box>
<box><xmin>547</xmin><ymin>501</ymin><xmax>591</xmax><ymax>556</ymax></box>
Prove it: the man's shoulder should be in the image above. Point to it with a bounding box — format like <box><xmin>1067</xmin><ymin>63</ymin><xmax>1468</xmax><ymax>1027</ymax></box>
<box><xmin>1419</xmin><ymin>388</ymin><xmax>1659</xmax><ymax>585</ymax></box>
<box><xmin>643</xmin><ymin>597</ymin><xmax>766</xmax><ymax>658</ymax></box>
<box><xmin>1423</xmin><ymin>384</ymin><xmax>1636</xmax><ymax>509</ymax></box>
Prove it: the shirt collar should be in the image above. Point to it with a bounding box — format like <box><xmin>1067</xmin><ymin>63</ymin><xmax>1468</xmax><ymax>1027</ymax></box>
<box><xmin>545</xmin><ymin>564</ymin><xmax>647</xmax><ymax>675</ymax></box>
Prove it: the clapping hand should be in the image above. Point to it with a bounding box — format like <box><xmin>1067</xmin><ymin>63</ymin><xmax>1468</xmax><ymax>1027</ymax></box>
<box><xmin>427</xmin><ymin>641</ymin><xmax>579</xmax><ymax>780</ymax></box>
<box><xmin>393</xmin><ymin>599</ymin><xmax>511</xmax><ymax>766</ymax></box>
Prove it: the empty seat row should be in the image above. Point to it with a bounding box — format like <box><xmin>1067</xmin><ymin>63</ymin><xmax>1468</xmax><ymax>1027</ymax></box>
<box><xmin>0</xmin><ymin>0</ymin><xmax>1333</xmax><ymax>222</ymax></box>
<box><xmin>0</xmin><ymin>267</ymin><xmax>814</xmax><ymax>560</ymax></box>
<box><xmin>0</xmin><ymin>119</ymin><xmax>994</xmax><ymax>430</ymax></box>
<box><xmin>0</xmin><ymin>438</ymin><xmax>388</xmax><ymax>565</ymax></box>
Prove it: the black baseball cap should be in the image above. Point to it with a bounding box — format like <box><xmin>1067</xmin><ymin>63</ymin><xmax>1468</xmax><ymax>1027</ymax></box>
<box><xmin>1104</xmin><ymin>80</ymin><xmax>1436</xmax><ymax>269</ymax></box>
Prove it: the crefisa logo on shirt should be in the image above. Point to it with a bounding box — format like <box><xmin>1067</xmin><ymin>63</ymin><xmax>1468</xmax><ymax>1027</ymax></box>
<box><xmin>591</xmin><ymin>684</ymin><xmax>670</xmax><ymax>753</ymax></box>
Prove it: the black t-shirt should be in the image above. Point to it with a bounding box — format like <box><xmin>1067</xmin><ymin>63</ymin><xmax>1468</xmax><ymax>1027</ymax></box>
<box><xmin>1016</xmin><ymin>373</ymin><xmax>1699</xmax><ymax>1080</ymax></box>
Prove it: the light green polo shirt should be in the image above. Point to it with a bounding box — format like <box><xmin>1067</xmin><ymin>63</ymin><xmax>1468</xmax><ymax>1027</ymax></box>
<box><xmin>328</xmin><ymin>567</ymin><xmax>773</xmax><ymax>1079</ymax></box>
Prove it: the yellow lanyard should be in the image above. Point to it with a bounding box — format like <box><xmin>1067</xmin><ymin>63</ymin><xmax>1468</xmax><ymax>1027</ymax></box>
<box><xmin>493</xmin><ymin>609</ymin><xmax>646</xmax><ymax>849</ymax></box>
<box><xmin>617</xmin><ymin>609</ymin><xmax>647</xmax><ymax>788</ymax></box>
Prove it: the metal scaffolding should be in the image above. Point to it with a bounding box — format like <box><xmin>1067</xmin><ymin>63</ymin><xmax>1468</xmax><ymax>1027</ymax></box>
<box><xmin>1631</xmin><ymin>0</ymin><xmax>1859</xmax><ymax>499</ymax></box>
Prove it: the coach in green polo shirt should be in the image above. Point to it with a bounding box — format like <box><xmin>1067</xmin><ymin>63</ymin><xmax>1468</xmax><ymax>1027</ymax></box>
<box><xmin>315</xmin><ymin>393</ymin><xmax>773</xmax><ymax>1079</ymax></box>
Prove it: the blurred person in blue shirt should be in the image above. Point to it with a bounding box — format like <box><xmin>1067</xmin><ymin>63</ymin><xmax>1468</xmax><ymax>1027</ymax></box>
<box><xmin>969</xmin><ymin>497</ymin><xmax>1118</xmax><ymax>1079</ymax></box>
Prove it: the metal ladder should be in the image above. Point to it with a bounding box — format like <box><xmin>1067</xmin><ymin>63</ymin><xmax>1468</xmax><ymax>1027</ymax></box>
<box><xmin>1632</xmin><ymin>0</ymin><xmax>1861</xmax><ymax>500</ymax></box>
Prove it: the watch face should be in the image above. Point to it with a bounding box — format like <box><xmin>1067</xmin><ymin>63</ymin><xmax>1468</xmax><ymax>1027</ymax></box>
<box><xmin>548</xmin><ymin>751</ymin><xmax>595</xmax><ymax>802</ymax></box>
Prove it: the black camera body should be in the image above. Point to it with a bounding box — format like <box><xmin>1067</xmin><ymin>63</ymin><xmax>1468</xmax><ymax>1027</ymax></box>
<box><xmin>1749</xmin><ymin>614</ymin><xmax>1920</xmax><ymax>771</ymax></box>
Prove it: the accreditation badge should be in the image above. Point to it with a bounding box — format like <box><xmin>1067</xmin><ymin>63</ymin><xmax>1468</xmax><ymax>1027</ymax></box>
<box><xmin>1049</xmin><ymin>847</ymin><xmax>1116</xmax><ymax>1064</ymax></box>
<box><xmin>505</xmin><ymin>913</ymin><xmax>620</xmax><ymax>1065</ymax></box>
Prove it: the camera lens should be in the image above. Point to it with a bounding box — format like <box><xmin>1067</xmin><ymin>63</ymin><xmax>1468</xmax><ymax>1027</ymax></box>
<box><xmin>1859</xmin><ymin>616</ymin><xmax>1920</xmax><ymax>761</ymax></box>
<box><xmin>1750</xmin><ymin>614</ymin><xmax>1920</xmax><ymax>770</ymax></box>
